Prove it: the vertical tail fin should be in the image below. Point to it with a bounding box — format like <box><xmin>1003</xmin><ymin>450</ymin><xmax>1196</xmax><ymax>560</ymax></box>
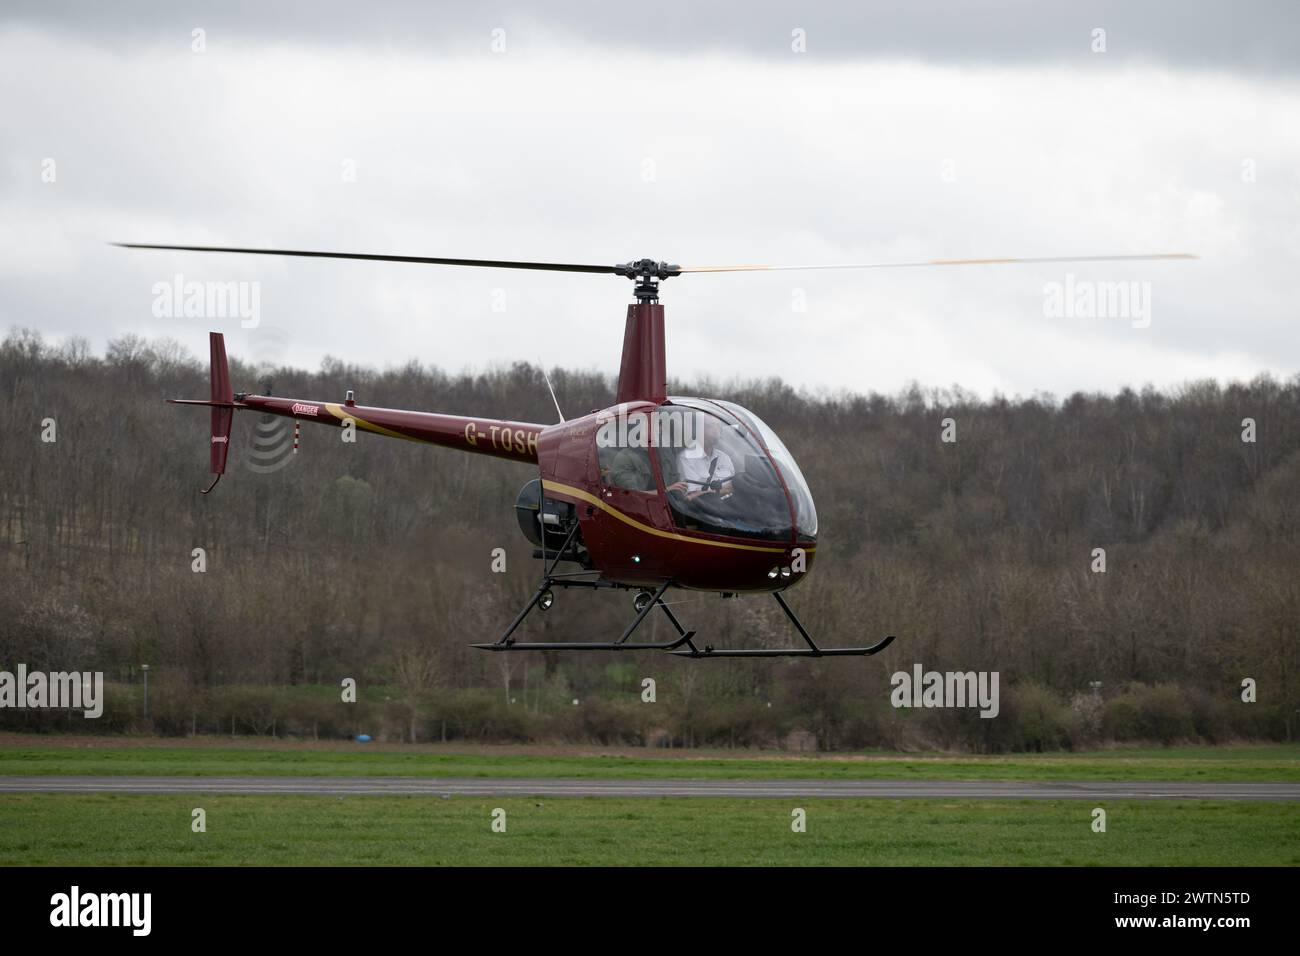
<box><xmin>206</xmin><ymin>332</ymin><xmax>233</xmax><ymax>493</ymax></box>
<box><xmin>165</xmin><ymin>332</ymin><xmax>238</xmax><ymax>493</ymax></box>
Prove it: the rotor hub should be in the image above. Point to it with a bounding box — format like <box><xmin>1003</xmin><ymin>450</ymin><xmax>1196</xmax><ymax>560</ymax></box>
<box><xmin>614</xmin><ymin>259</ymin><xmax>681</xmax><ymax>303</ymax></box>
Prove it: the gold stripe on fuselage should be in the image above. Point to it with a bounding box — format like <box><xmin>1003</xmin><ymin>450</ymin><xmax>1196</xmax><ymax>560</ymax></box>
<box><xmin>541</xmin><ymin>479</ymin><xmax>815</xmax><ymax>555</ymax></box>
<box><xmin>324</xmin><ymin>403</ymin><xmax>423</xmax><ymax>442</ymax></box>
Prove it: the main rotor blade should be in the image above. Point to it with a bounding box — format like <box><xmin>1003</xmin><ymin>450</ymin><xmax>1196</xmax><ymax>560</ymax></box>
<box><xmin>112</xmin><ymin>243</ymin><xmax>620</xmax><ymax>274</ymax></box>
<box><xmin>114</xmin><ymin>244</ymin><xmax>1197</xmax><ymax>280</ymax></box>
<box><xmin>678</xmin><ymin>253</ymin><xmax>1197</xmax><ymax>273</ymax></box>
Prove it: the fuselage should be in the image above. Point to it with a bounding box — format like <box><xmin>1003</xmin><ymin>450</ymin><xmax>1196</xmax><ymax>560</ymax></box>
<box><xmin>239</xmin><ymin>392</ymin><xmax>817</xmax><ymax>592</ymax></box>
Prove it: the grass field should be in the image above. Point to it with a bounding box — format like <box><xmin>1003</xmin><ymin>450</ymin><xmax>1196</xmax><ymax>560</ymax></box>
<box><xmin>1</xmin><ymin>794</ymin><xmax>1295</xmax><ymax>866</ymax></box>
<box><xmin>1</xmin><ymin>738</ymin><xmax>1297</xmax><ymax>781</ymax></box>
<box><xmin>4</xmin><ymin>738</ymin><xmax>1295</xmax><ymax>865</ymax></box>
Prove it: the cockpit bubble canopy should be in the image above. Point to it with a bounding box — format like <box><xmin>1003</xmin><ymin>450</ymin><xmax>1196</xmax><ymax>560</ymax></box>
<box><xmin>714</xmin><ymin>399</ymin><xmax>817</xmax><ymax>538</ymax></box>
<box><xmin>648</xmin><ymin>398</ymin><xmax>817</xmax><ymax>543</ymax></box>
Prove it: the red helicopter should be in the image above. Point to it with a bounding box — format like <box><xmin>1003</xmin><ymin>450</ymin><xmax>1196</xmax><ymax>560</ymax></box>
<box><xmin>118</xmin><ymin>244</ymin><xmax>1194</xmax><ymax>658</ymax></box>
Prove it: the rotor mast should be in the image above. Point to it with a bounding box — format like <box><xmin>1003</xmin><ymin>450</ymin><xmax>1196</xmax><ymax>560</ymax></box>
<box><xmin>613</xmin><ymin>260</ymin><xmax>678</xmax><ymax>405</ymax></box>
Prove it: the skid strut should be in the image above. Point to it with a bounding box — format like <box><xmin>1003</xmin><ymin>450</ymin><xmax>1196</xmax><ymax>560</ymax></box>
<box><xmin>470</xmin><ymin>578</ymin><xmax>699</xmax><ymax>652</ymax></box>
<box><xmin>470</xmin><ymin>522</ymin><xmax>699</xmax><ymax>653</ymax></box>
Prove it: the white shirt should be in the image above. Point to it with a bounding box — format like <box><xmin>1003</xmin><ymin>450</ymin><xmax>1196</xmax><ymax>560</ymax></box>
<box><xmin>676</xmin><ymin>443</ymin><xmax>735</xmax><ymax>488</ymax></box>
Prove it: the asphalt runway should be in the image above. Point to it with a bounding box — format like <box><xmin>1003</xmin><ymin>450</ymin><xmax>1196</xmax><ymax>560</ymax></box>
<box><xmin>0</xmin><ymin>776</ymin><xmax>1296</xmax><ymax>800</ymax></box>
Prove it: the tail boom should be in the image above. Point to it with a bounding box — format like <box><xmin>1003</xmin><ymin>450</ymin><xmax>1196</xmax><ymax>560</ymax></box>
<box><xmin>170</xmin><ymin>332</ymin><xmax>546</xmax><ymax>494</ymax></box>
<box><xmin>239</xmin><ymin>395</ymin><xmax>545</xmax><ymax>463</ymax></box>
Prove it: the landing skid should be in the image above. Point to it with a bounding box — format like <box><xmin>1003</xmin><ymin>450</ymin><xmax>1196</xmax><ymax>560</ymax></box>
<box><xmin>671</xmin><ymin>637</ymin><xmax>896</xmax><ymax>658</ymax></box>
<box><xmin>671</xmin><ymin>593</ymin><xmax>895</xmax><ymax>658</ymax></box>
<box><xmin>471</xmin><ymin>526</ymin><xmax>894</xmax><ymax>659</ymax></box>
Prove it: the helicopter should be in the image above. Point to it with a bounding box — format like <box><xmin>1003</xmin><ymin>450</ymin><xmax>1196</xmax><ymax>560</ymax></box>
<box><xmin>117</xmin><ymin>243</ymin><xmax>1194</xmax><ymax>658</ymax></box>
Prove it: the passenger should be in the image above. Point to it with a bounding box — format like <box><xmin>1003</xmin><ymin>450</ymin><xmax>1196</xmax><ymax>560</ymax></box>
<box><xmin>607</xmin><ymin>447</ymin><xmax>654</xmax><ymax>491</ymax></box>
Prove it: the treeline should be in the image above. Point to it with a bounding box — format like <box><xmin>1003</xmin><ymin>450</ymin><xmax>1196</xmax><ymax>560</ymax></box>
<box><xmin>2</xmin><ymin>327</ymin><xmax>1298</xmax><ymax>750</ymax></box>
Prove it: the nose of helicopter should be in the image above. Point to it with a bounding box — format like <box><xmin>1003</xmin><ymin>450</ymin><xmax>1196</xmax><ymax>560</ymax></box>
<box><xmin>762</xmin><ymin>544</ymin><xmax>816</xmax><ymax>589</ymax></box>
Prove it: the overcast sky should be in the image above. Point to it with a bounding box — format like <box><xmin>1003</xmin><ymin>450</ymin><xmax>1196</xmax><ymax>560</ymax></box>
<box><xmin>3</xmin><ymin>1</ymin><xmax>1298</xmax><ymax>400</ymax></box>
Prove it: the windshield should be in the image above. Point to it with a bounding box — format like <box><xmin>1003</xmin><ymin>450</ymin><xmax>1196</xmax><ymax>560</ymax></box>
<box><xmin>654</xmin><ymin>404</ymin><xmax>793</xmax><ymax>542</ymax></box>
<box><xmin>714</xmin><ymin>400</ymin><xmax>818</xmax><ymax>538</ymax></box>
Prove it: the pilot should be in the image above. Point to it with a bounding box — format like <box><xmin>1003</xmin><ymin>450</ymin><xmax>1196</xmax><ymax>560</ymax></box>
<box><xmin>666</xmin><ymin>415</ymin><xmax>735</xmax><ymax>500</ymax></box>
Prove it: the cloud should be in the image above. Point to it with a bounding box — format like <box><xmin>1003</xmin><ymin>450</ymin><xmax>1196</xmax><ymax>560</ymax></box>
<box><xmin>7</xmin><ymin>0</ymin><xmax>1300</xmax><ymax>72</ymax></box>
<box><xmin>2</xmin><ymin>21</ymin><xmax>1297</xmax><ymax>399</ymax></box>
